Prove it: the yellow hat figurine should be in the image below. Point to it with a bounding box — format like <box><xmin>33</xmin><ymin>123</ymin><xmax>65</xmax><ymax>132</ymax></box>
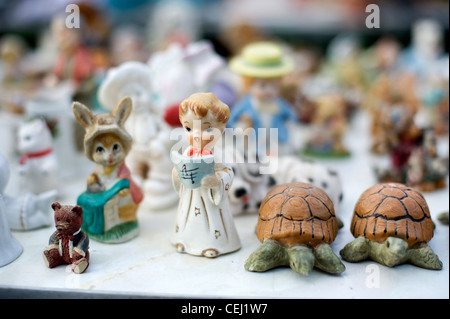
<box><xmin>229</xmin><ymin>41</ymin><xmax>294</xmax><ymax>78</ymax></box>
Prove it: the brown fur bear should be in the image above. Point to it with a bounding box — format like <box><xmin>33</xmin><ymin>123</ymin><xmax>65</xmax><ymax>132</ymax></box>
<box><xmin>43</xmin><ymin>202</ymin><xmax>90</xmax><ymax>274</ymax></box>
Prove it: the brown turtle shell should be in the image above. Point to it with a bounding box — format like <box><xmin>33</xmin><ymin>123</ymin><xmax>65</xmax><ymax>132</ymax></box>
<box><xmin>350</xmin><ymin>183</ymin><xmax>434</xmax><ymax>246</ymax></box>
<box><xmin>256</xmin><ymin>182</ymin><xmax>338</xmax><ymax>248</ymax></box>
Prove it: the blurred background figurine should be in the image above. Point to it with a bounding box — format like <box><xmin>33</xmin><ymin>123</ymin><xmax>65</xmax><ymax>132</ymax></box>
<box><xmin>0</xmin><ymin>154</ymin><xmax>23</xmax><ymax>267</ymax></box>
<box><xmin>406</xmin><ymin>128</ymin><xmax>449</xmax><ymax>192</ymax></box>
<box><xmin>17</xmin><ymin>118</ymin><xmax>59</xmax><ymax>195</ymax></box>
<box><xmin>303</xmin><ymin>94</ymin><xmax>350</xmax><ymax>158</ymax></box>
<box><xmin>98</xmin><ymin>60</ymin><xmax>177</xmax><ymax>211</ymax></box>
<box><xmin>228</xmin><ymin>41</ymin><xmax>298</xmax><ymax>156</ymax></box>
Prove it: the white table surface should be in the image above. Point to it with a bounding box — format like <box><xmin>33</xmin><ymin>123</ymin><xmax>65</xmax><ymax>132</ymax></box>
<box><xmin>0</xmin><ymin>111</ymin><xmax>448</xmax><ymax>299</ymax></box>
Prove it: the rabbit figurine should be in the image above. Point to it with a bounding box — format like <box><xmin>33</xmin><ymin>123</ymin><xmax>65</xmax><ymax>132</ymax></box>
<box><xmin>17</xmin><ymin>118</ymin><xmax>59</xmax><ymax>195</ymax></box>
<box><xmin>72</xmin><ymin>97</ymin><xmax>143</xmax><ymax>243</ymax></box>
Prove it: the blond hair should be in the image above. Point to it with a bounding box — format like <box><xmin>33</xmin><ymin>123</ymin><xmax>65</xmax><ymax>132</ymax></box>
<box><xmin>179</xmin><ymin>92</ymin><xmax>230</xmax><ymax>124</ymax></box>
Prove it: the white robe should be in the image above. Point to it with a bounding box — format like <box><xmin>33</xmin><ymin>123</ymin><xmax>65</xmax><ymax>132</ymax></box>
<box><xmin>171</xmin><ymin>152</ymin><xmax>241</xmax><ymax>256</ymax></box>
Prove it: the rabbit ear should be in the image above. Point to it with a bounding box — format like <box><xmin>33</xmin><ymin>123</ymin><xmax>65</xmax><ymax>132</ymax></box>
<box><xmin>72</xmin><ymin>102</ymin><xmax>95</xmax><ymax>129</ymax></box>
<box><xmin>112</xmin><ymin>97</ymin><xmax>132</xmax><ymax>126</ymax></box>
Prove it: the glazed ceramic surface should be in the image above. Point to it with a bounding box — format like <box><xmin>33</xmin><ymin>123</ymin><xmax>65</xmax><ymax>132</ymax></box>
<box><xmin>0</xmin><ymin>154</ymin><xmax>22</xmax><ymax>267</ymax></box>
<box><xmin>340</xmin><ymin>182</ymin><xmax>442</xmax><ymax>270</ymax></box>
<box><xmin>17</xmin><ymin>118</ymin><xmax>59</xmax><ymax>195</ymax></box>
<box><xmin>72</xmin><ymin>97</ymin><xmax>143</xmax><ymax>243</ymax></box>
<box><xmin>171</xmin><ymin>93</ymin><xmax>240</xmax><ymax>257</ymax></box>
<box><xmin>98</xmin><ymin>61</ymin><xmax>177</xmax><ymax>211</ymax></box>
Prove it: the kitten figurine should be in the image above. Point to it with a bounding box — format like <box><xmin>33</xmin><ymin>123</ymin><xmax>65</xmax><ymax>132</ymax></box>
<box><xmin>17</xmin><ymin>118</ymin><xmax>59</xmax><ymax>195</ymax></box>
<box><xmin>72</xmin><ymin>97</ymin><xmax>144</xmax><ymax>243</ymax></box>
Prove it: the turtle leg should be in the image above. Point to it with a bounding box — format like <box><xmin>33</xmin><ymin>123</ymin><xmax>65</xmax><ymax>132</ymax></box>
<box><xmin>407</xmin><ymin>244</ymin><xmax>443</xmax><ymax>270</ymax></box>
<box><xmin>340</xmin><ymin>236</ymin><xmax>370</xmax><ymax>262</ymax></box>
<box><xmin>287</xmin><ymin>245</ymin><xmax>315</xmax><ymax>276</ymax></box>
<box><xmin>314</xmin><ymin>243</ymin><xmax>346</xmax><ymax>274</ymax></box>
<box><xmin>368</xmin><ymin>237</ymin><xmax>408</xmax><ymax>267</ymax></box>
<box><xmin>245</xmin><ymin>239</ymin><xmax>288</xmax><ymax>272</ymax></box>
<box><xmin>337</xmin><ymin>217</ymin><xmax>344</xmax><ymax>229</ymax></box>
<box><xmin>437</xmin><ymin>211</ymin><xmax>449</xmax><ymax>225</ymax></box>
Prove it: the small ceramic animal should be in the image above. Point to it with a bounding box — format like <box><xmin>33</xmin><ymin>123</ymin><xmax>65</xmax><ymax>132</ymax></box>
<box><xmin>171</xmin><ymin>93</ymin><xmax>240</xmax><ymax>258</ymax></box>
<box><xmin>228</xmin><ymin>154</ymin><xmax>344</xmax><ymax>225</ymax></box>
<box><xmin>0</xmin><ymin>154</ymin><xmax>22</xmax><ymax>267</ymax></box>
<box><xmin>245</xmin><ymin>182</ymin><xmax>345</xmax><ymax>276</ymax></box>
<box><xmin>17</xmin><ymin>118</ymin><xmax>59</xmax><ymax>195</ymax></box>
<box><xmin>340</xmin><ymin>183</ymin><xmax>442</xmax><ymax>270</ymax></box>
<box><xmin>43</xmin><ymin>202</ymin><xmax>90</xmax><ymax>274</ymax></box>
<box><xmin>273</xmin><ymin>156</ymin><xmax>344</xmax><ymax>219</ymax></box>
<box><xmin>227</xmin><ymin>147</ymin><xmax>276</xmax><ymax>216</ymax></box>
<box><xmin>73</xmin><ymin>97</ymin><xmax>144</xmax><ymax>243</ymax></box>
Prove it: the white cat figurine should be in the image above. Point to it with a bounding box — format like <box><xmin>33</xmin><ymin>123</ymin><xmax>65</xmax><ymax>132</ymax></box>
<box><xmin>17</xmin><ymin>118</ymin><xmax>59</xmax><ymax>195</ymax></box>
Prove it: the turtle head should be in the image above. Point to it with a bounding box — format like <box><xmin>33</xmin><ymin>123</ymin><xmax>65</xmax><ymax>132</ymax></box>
<box><xmin>380</xmin><ymin>237</ymin><xmax>408</xmax><ymax>267</ymax></box>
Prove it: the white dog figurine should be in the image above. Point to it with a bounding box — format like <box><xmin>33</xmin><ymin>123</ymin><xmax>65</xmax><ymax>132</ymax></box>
<box><xmin>229</xmin><ymin>154</ymin><xmax>344</xmax><ymax>227</ymax></box>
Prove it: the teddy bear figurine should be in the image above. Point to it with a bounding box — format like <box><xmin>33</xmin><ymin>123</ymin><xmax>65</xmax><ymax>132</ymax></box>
<box><xmin>43</xmin><ymin>202</ymin><xmax>90</xmax><ymax>274</ymax></box>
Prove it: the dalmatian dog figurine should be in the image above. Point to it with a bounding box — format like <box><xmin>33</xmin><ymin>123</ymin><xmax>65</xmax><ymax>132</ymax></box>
<box><xmin>229</xmin><ymin>153</ymin><xmax>344</xmax><ymax>228</ymax></box>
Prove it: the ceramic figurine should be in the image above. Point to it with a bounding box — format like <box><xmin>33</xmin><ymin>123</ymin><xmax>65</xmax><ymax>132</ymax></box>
<box><xmin>72</xmin><ymin>97</ymin><xmax>144</xmax><ymax>243</ymax></box>
<box><xmin>228</xmin><ymin>153</ymin><xmax>344</xmax><ymax>224</ymax></box>
<box><xmin>43</xmin><ymin>202</ymin><xmax>90</xmax><ymax>274</ymax></box>
<box><xmin>399</xmin><ymin>19</ymin><xmax>448</xmax><ymax>130</ymax></box>
<box><xmin>0</xmin><ymin>34</ymin><xmax>28</xmax><ymax>83</ymax></box>
<box><xmin>369</xmin><ymin>75</ymin><xmax>420</xmax><ymax>156</ymax></box>
<box><xmin>171</xmin><ymin>93</ymin><xmax>241</xmax><ymax>258</ymax></box>
<box><xmin>110</xmin><ymin>26</ymin><xmax>147</xmax><ymax>66</ymax></box>
<box><xmin>148</xmin><ymin>40</ymin><xmax>239</xmax><ymax>113</ymax></box>
<box><xmin>24</xmin><ymin>84</ymin><xmax>82</xmax><ymax>175</ymax></box>
<box><xmin>0</xmin><ymin>154</ymin><xmax>23</xmax><ymax>267</ymax></box>
<box><xmin>399</xmin><ymin>19</ymin><xmax>445</xmax><ymax>82</ymax></box>
<box><xmin>370</xmin><ymin>79</ymin><xmax>425</xmax><ymax>184</ymax></box>
<box><xmin>303</xmin><ymin>94</ymin><xmax>350</xmax><ymax>158</ymax></box>
<box><xmin>17</xmin><ymin>118</ymin><xmax>59</xmax><ymax>195</ymax></box>
<box><xmin>3</xmin><ymin>190</ymin><xmax>57</xmax><ymax>231</ymax></box>
<box><xmin>48</xmin><ymin>14</ymin><xmax>95</xmax><ymax>104</ymax></box>
<box><xmin>340</xmin><ymin>183</ymin><xmax>442</xmax><ymax>270</ymax></box>
<box><xmin>98</xmin><ymin>61</ymin><xmax>177</xmax><ymax>211</ymax></box>
<box><xmin>245</xmin><ymin>182</ymin><xmax>345</xmax><ymax>276</ymax></box>
<box><xmin>323</xmin><ymin>34</ymin><xmax>366</xmax><ymax>108</ymax></box>
<box><xmin>227</xmin><ymin>41</ymin><xmax>298</xmax><ymax>155</ymax></box>
<box><xmin>273</xmin><ymin>156</ymin><xmax>344</xmax><ymax>227</ymax></box>
<box><xmin>406</xmin><ymin>128</ymin><xmax>448</xmax><ymax>192</ymax></box>
<box><xmin>227</xmin><ymin>148</ymin><xmax>276</xmax><ymax>216</ymax></box>
<box><xmin>1</xmin><ymin>152</ymin><xmax>56</xmax><ymax>231</ymax></box>
<box><xmin>146</xmin><ymin>0</ymin><xmax>200</xmax><ymax>52</ymax></box>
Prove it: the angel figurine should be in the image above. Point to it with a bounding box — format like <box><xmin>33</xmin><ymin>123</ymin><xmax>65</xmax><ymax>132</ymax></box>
<box><xmin>171</xmin><ymin>93</ymin><xmax>241</xmax><ymax>257</ymax></box>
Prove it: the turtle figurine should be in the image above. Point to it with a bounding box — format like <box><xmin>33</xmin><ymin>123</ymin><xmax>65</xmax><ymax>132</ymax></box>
<box><xmin>340</xmin><ymin>182</ymin><xmax>443</xmax><ymax>270</ymax></box>
<box><xmin>245</xmin><ymin>182</ymin><xmax>345</xmax><ymax>276</ymax></box>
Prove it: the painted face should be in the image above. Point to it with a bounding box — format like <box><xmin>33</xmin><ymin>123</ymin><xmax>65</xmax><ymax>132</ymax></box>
<box><xmin>181</xmin><ymin>109</ymin><xmax>225</xmax><ymax>151</ymax></box>
<box><xmin>92</xmin><ymin>133</ymin><xmax>126</xmax><ymax>167</ymax></box>
<box><xmin>249</xmin><ymin>78</ymin><xmax>281</xmax><ymax>102</ymax></box>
